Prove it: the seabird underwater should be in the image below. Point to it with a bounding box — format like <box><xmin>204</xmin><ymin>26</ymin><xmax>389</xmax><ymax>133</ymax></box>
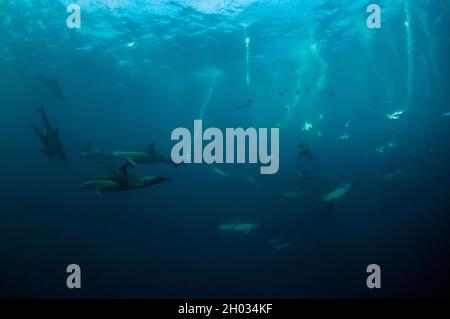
<box><xmin>1</xmin><ymin>0</ymin><xmax>450</xmax><ymax>301</ymax></box>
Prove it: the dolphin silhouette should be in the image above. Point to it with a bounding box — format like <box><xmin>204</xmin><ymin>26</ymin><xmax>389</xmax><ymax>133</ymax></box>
<box><xmin>78</xmin><ymin>164</ymin><xmax>171</xmax><ymax>197</ymax></box>
<box><xmin>32</xmin><ymin>107</ymin><xmax>68</xmax><ymax>163</ymax></box>
<box><xmin>35</xmin><ymin>76</ymin><xmax>66</xmax><ymax>102</ymax></box>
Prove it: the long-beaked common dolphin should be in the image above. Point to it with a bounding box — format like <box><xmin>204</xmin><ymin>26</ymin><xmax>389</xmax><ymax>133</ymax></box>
<box><xmin>35</xmin><ymin>76</ymin><xmax>66</xmax><ymax>102</ymax></box>
<box><xmin>321</xmin><ymin>183</ymin><xmax>356</xmax><ymax>205</ymax></box>
<box><xmin>267</xmin><ymin>235</ymin><xmax>290</xmax><ymax>251</ymax></box>
<box><xmin>32</xmin><ymin>107</ymin><xmax>68</xmax><ymax>163</ymax></box>
<box><xmin>112</xmin><ymin>143</ymin><xmax>177</xmax><ymax>167</ymax></box>
<box><xmin>218</xmin><ymin>221</ymin><xmax>259</xmax><ymax>234</ymax></box>
<box><xmin>387</xmin><ymin>107</ymin><xmax>408</xmax><ymax>120</ymax></box>
<box><xmin>81</xmin><ymin>141</ymin><xmax>122</xmax><ymax>169</ymax></box>
<box><xmin>383</xmin><ymin>169</ymin><xmax>406</xmax><ymax>183</ymax></box>
<box><xmin>78</xmin><ymin>164</ymin><xmax>171</xmax><ymax>197</ymax></box>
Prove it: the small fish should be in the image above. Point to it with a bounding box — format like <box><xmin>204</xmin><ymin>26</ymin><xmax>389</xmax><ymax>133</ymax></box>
<box><xmin>301</xmin><ymin>122</ymin><xmax>313</xmax><ymax>132</ymax></box>
<box><xmin>441</xmin><ymin>111</ymin><xmax>450</xmax><ymax>118</ymax></box>
<box><xmin>388</xmin><ymin>142</ymin><xmax>397</xmax><ymax>148</ymax></box>
<box><xmin>337</xmin><ymin>134</ymin><xmax>349</xmax><ymax>141</ymax></box>
<box><xmin>282</xmin><ymin>190</ymin><xmax>301</xmax><ymax>199</ymax></box>
<box><xmin>268</xmin><ymin>236</ymin><xmax>290</xmax><ymax>251</ymax></box>
<box><xmin>383</xmin><ymin>169</ymin><xmax>406</xmax><ymax>182</ymax></box>
<box><xmin>218</xmin><ymin>222</ymin><xmax>259</xmax><ymax>234</ymax></box>
<box><xmin>387</xmin><ymin>108</ymin><xmax>407</xmax><ymax>120</ymax></box>
<box><xmin>213</xmin><ymin>167</ymin><xmax>230</xmax><ymax>178</ymax></box>
<box><xmin>235</xmin><ymin>103</ymin><xmax>252</xmax><ymax>110</ymax></box>
<box><xmin>321</xmin><ymin>183</ymin><xmax>354</xmax><ymax>204</ymax></box>
<box><xmin>284</xmin><ymin>104</ymin><xmax>292</xmax><ymax>112</ymax></box>
<box><xmin>387</xmin><ymin>112</ymin><xmax>402</xmax><ymax>120</ymax></box>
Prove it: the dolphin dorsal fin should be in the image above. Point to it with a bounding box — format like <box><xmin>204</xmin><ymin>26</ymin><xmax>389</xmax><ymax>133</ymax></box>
<box><xmin>147</xmin><ymin>143</ymin><xmax>157</xmax><ymax>155</ymax></box>
<box><xmin>117</xmin><ymin>164</ymin><xmax>129</xmax><ymax>176</ymax></box>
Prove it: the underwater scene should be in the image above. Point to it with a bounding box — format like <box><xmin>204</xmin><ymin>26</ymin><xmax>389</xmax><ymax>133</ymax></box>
<box><xmin>1</xmin><ymin>0</ymin><xmax>450</xmax><ymax>299</ymax></box>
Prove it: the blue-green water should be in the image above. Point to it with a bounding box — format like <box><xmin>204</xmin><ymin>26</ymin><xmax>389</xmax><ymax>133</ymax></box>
<box><xmin>1</xmin><ymin>0</ymin><xmax>450</xmax><ymax>298</ymax></box>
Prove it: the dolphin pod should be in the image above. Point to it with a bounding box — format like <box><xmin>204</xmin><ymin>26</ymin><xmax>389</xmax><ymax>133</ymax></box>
<box><xmin>32</xmin><ymin>106</ymin><xmax>174</xmax><ymax>196</ymax></box>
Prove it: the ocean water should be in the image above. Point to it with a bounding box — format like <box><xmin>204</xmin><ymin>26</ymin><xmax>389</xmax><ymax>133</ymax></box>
<box><xmin>0</xmin><ymin>0</ymin><xmax>449</xmax><ymax>298</ymax></box>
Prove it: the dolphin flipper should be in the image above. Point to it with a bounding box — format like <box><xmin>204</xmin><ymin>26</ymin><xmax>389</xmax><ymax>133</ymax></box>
<box><xmin>126</xmin><ymin>159</ymin><xmax>138</xmax><ymax>167</ymax></box>
<box><xmin>117</xmin><ymin>164</ymin><xmax>129</xmax><ymax>175</ymax></box>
